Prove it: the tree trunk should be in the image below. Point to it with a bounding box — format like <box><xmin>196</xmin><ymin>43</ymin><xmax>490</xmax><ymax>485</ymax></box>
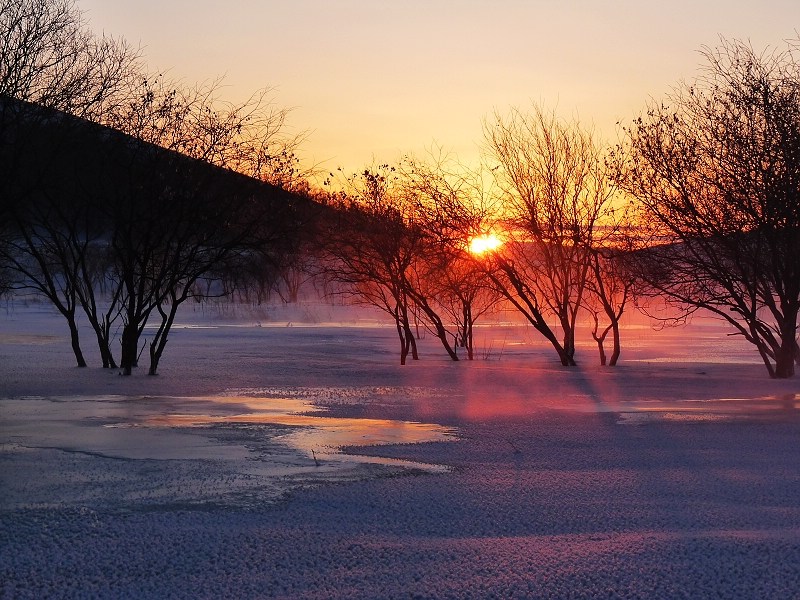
<box><xmin>396</xmin><ymin>315</ymin><xmax>409</xmax><ymax>365</ymax></box>
<box><xmin>397</xmin><ymin>302</ymin><xmax>418</xmax><ymax>362</ymax></box>
<box><xmin>590</xmin><ymin>313</ymin><xmax>606</xmax><ymax>366</ymax></box>
<box><xmin>67</xmin><ymin>318</ymin><xmax>87</xmax><ymax>368</ymax></box>
<box><xmin>430</xmin><ymin>315</ymin><xmax>459</xmax><ymax>362</ymax></box>
<box><xmin>596</xmin><ymin>338</ymin><xmax>607</xmax><ymax>366</ymax></box>
<box><xmin>465</xmin><ymin>321</ymin><xmax>474</xmax><ymax>361</ymax></box>
<box><xmin>773</xmin><ymin>311</ymin><xmax>798</xmax><ymax>378</ymax></box>
<box><xmin>547</xmin><ymin>339</ymin><xmax>575</xmax><ymax>366</ymax></box>
<box><xmin>528</xmin><ymin>311</ymin><xmax>575</xmax><ymax>366</ymax></box>
<box><xmin>76</xmin><ymin>280</ymin><xmax>122</xmax><ymax>369</ymax></box>
<box><xmin>608</xmin><ymin>323</ymin><xmax>621</xmax><ymax>366</ymax></box>
<box><xmin>406</xmin><ymin>321</ymin><xmax>419</xmax><ymax>361</ymax></box>
<box><xmin>561</xmin><ymin>319</ymin><xmax>576</xmax><ymax>363</ymax></box>
<box><xmin>51</xmin><ymin>301</ymin><xmax>87</xmax><ymax>368</ymax></box>
<box><xmin>98</xmin><ymin>338</ymin><xmax>116</xmax><ymax>369</ymax></box>
<box><xmin>540</xmin><ymin>323</ymin><xmax>575</xmax><ymax>366</ymax></box>
<box><xmin>148</xmin><ymin>301</ymin><xmax>180</xmax><ymax>375</ymax></box>
<box><xmin>774</xmin><ymin>335</ymin><xmax>796</xmax><ymax>378</ymax></box>
<box><xmin>751</xmin><ymin>322</ymin><xmax>777</xmax><ymax>378</ymax></box>
<box><xmin>100</xmin><ymin>325</ymin><xmax>118</xmax><ymax>369</ymax></box>
<box><xmin>86</xmin><ymin>315</ymin><xmax>117</xmax><ymax>368</ymax></box>
<box><xmin>120</xmin><ymin>321</ymin><xmax>139</xmax><ymax>376</ymax></box>
<box><xmin>774</xmin><ymin>349</ymin><xmax>795</xmax><ymax>378</ymax></box>
<box><xmin>407</xmin><ymin>292</ymin><xmax>459</xmax><ymax>361</ymax></box>
<box><xmin>492</xmin><ymin>264</ymin><xmax>576</xmax><ymax>366</ymax></box>
<box><xmin>463</xmin><ymin>302</ymin><xmax>474</xmax><ymax>360</ymax></box>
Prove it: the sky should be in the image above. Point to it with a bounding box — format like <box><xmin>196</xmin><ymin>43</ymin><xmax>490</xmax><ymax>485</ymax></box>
<box><xmin>77</xmin><ymin>1</ymin><xmax>800</xmax><ymax>174</ymax></box>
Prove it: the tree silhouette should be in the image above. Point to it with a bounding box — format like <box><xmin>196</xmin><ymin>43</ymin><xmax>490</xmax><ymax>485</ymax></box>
<box><xmin>483</xmin><ymin>105</ymin><xmax>617</xmax><ymax>366</ymax></box>
<box><xmin>320</xmin><ymin>167</ymin><xmax>421</xmax><ymax>364</ymax></box>
<box><xmin>619</xmin><ymin>38</ymin><xmax>800</xmax><ymax>378</ymax></box>
<box><xmin>398</xmin><ymin>154</ymin><xmax>502</xmax><ymax>360</ymax></box>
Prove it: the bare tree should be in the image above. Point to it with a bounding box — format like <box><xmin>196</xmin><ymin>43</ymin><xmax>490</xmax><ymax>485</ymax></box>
<box><xmin>2</xmin><ymin>81</ymin><xmax>305</xmax><ymax>374</ymax></box>
<box><xmin>618</xmin><ymin>37</ymin><xmax>800</xmax><ymax>378</ymax></box>
<box><xmin>423</xmin><ymin>255</ymin><xmax>500</xmax><ymax>360</ymax></box>
<box><xmin>0</xmin><ymin>0</ymin><xmax>139</xmax><ymax>118</ymax></box>
<box><xmin>319</xmin><ymin>166</ymin><xmax>421</xmax><ymax>364</ymax></box>
<box><xmin>398</xmin><ymin>154</ymin><xmax>502</xmax><ymax>360</ymax></box>
<box><xmin>97</xmin><ymin>76</ymin><xmax>304</xmax><ymax>375</ymax></box>
<box><xmin>1</xmin><ymin>1</ymin><xmax>307</xmax><ymax>374</ymax></box>
<box><xmin>323</xmin><ymin>163</ymin><xmax>471</xmax><ymax>363</ymax></box>
<box><xmin>584</xmin><ymin>240</ymin><xmax>636</xmax><ymax>366</ymax></box>
<box><xmin>278</xmin><ymin>257</ymin><xmax>312</xmax><ymax>303</ymax></box>
<box><xmin>483</xmin><ymin>105</ymin><xmax>617</xmax><ymax>366</ymax></box>
<box><xmin>0</xmin><ymin>115</ymin><xmax>94</xmax><ymax>367</ymax></box>
<box><xmin>227</xmin><ymin>100</ymin><xmax>313</xmax><ymax>194</ymax></box>
<box><xmin>0</xmin><ymin>0</ymin><xmax>138</xmax><ymax>367</ymax></box>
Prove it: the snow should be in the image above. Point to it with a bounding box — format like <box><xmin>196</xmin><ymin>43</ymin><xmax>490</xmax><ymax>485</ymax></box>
<box><xmin>2</xmin><ymin>298</ymin><xmax>800</xmax><ymax>598</ymax></box>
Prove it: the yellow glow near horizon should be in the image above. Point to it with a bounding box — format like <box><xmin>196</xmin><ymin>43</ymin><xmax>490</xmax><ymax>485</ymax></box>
<box><xmin>469</xmin><ymin>233</ymin><xmax>503</xmax><ymax>255</ymax></box>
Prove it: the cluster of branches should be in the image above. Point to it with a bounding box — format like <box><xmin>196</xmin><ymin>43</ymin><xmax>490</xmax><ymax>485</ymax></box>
<box><xmin>616</xmin><ymin>37</ymin><xmax>800</xmax><ymax>379</ymax></box>
<box><xmin>0</xmin><ymin>0</ymin><xmax>309</xmax><ymax>186</ymax></box>
<box><xmin>0</xmin><ymin>0</ymin><xmax>136</xmax><ymax>120</ymax></box>
<box><xmin>0</xmin><ymin>0</ymin><xmax>311</xmax><ymax>375</ymax></box>
<box><xmin>483</xmin><ymin>105</ymin><xmax>632</xmax><ymax>367</ymax></box>
<box><xmin>317</xmin><ymin>159</ymin><xmax>502</xmax><ymax>364</ymax></box>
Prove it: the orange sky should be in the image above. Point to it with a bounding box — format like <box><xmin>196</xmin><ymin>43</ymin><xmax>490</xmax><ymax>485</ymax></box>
<box><xmin>78</xmin><ymin>0</ymin><xmax>800</xmax><ymax>174</ymax></box>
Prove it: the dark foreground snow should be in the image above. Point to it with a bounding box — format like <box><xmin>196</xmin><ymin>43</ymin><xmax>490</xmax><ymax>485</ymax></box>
<box><xmin>2</xmin><ymin>302</ymin><xmax>800</xmax><ymax>598</ymax></box>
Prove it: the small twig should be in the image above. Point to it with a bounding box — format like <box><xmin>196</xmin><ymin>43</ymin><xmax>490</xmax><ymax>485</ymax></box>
<box><xmin>311</xmin><ymin>449</ymin><xmax>320</xmax><ymax>466</ymax></box>
<box><xmin>506</xmin><ymin>439</ymin><xmax>522</xmax><ymax>455</ymax></box>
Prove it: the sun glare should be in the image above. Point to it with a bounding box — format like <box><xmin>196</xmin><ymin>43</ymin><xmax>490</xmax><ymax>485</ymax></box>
<box><xmin>468</xmin><ymin>233</ymin><xmax>503</xmax><ymax>255</ymax></box>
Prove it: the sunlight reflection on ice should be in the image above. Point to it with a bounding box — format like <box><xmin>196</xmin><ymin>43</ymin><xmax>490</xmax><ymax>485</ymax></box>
<box><xmin>138</xmin><ymin>394</ymin><xmax>457</xmax><ymax>473</ymax></box>
<box><xmin>615</xmin><ymin>394</ymin><xmax>800</xmax><ymax>425</ymax></box>
<box><xmin>0</xmin><ymin>392</ymin><xmax>457</xmax><ymax>510</ymax></box>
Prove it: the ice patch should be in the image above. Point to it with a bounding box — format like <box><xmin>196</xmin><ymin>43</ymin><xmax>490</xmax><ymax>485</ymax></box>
<box><xmin>0</xmin><ymin>394</ymin><xmax>457</xmax><ymax>511</ymax></box>
<box><xmin>615</xmin><ymin>394</ymin><xmax>800</xmax><ymax>425</ymax></box>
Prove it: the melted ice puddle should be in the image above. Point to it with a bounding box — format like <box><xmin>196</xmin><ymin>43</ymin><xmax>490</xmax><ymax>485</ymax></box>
<box><xmin>1</xmin><ymin>394</ymin><xmax>456</xmax><ymax>510</ymax></box>
<box><xmin>135</xmin><ymin>394</ymin><xmax>457</xmax><ymax>473</ymax></box>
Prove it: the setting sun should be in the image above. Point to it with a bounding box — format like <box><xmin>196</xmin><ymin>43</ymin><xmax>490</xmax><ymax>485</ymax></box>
<box><xmin>468</xmin><ymin>233</ymin><xmax>503</xmax><ymax>255</ymax></box>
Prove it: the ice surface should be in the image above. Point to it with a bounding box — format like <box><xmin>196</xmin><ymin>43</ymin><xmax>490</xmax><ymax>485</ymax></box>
<box><xmin>1</xmin><ymin>392</ymin><xmax>456</xmax><ymax>512</ymax></box>
<box><xmin>2</xmin><ymin>300</ymin><xmax>800</xmax><ymax>598</ymax></box>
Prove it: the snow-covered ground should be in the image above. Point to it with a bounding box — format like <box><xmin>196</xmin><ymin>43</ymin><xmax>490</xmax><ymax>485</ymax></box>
<box><xmin>2</xmin><ymin>298</ymin><xmax>800</xmax><ymax>599</ymax></box>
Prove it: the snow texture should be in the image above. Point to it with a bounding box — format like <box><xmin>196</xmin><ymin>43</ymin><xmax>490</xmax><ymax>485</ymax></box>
<box><xmin>2</xmin><ymin>299</ymin><xmax>800</xmax><ymax>599</ymax></box>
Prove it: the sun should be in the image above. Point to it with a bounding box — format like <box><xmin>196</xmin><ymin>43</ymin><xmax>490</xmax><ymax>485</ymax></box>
<box><xmin>468</xmin><ymin>233</ymin><xmax>503</xmax><ymax>255</ymax></box>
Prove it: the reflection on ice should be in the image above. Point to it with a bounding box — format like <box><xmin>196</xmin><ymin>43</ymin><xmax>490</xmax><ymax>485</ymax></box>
<box><xmin>139</xmin><ymin>394</ymin><xmax>456</xmax><ymax>472</ymax></box>
<box><xmin>0</xmin><ymin>392</ymin><xmax>456</xmax><ymax>511</ymax></box>
<box><xmin>615</xmin><ymin>394</ymin><xmax>800</xmax><ymax>425</ymax></box>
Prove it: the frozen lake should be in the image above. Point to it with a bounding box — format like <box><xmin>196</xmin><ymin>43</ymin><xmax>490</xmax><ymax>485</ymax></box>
<box><xmin>2</xmin><ymin>301</ymin><xmax>800</xmax><ymax>598</ymax></box>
